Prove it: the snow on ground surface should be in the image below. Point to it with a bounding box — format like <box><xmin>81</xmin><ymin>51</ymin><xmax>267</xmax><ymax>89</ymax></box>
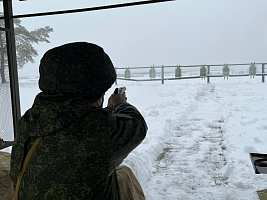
<box><xmin>2</xmin><ymin>75</ymin><xmax>267</xmax><ymax>200</ymax></box>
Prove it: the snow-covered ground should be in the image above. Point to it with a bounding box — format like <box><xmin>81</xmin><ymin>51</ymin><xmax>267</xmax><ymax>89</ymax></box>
<box><xmin>2</xmin><ymin>75</ymin><xmax>267</xmax><ymax>199</ymax></box>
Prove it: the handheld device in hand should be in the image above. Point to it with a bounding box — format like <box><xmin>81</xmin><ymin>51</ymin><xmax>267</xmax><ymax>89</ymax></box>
<box><xmin>114</xmin><ymin>86</ymin><xmax>126</xmax><ymax>94</ymax></box>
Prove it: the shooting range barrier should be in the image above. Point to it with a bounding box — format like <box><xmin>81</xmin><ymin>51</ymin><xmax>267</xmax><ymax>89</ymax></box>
<box><xmin>115</xmin><ymin>62</ymin><xmax>267</xmax><ymax>84</ymax></box>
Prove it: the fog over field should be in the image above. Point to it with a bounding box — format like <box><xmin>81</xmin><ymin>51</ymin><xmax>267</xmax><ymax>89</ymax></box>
<box><xmin>1</xmin><ymin>1</ymin><xmax>267</xmax><ymax>199</ymax></box>
<box><xmin>6</xmin><ymin>0</ymin><xmax>266</xmax><ymax>78</ymax></box>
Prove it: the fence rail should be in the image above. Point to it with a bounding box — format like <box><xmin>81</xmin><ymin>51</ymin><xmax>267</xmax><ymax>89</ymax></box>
<box><xmin>115</xmin><ymin>62</ymin><xmax>266</xmax><ymax>84</ymax></box>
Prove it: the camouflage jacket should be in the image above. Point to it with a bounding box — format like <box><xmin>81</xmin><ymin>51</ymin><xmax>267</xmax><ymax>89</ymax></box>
<box><xmin>10</xmin><ymin>93</ymin><xmax>147</xmax><ymax>200</ymax></box>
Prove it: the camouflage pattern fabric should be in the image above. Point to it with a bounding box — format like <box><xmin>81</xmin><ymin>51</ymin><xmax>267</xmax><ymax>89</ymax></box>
<box><xmin>39</xmin><ymin>42</ymin><xmax>116</xmax><ymax>103</ymax></box>
<box><xmin>10</xmin><ymin>93</ymin><xmax>147</xmax><ymax>199</ymax></box>
<box><xmin>10</xmin><ymin>42</ymin><xmax>147</xmax><ymax>199</ymax></box>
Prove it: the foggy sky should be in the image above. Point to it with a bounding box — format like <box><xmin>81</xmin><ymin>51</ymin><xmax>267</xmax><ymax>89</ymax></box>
<box><xmin>8</xmin><ymin>0</ymin><xmax>267</xmax><ymax>77</ymax></box>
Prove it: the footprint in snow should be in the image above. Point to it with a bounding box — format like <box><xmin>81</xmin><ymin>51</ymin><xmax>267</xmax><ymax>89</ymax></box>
<box><xmin>259</xmin><ymin>125</ymin><xmax>267</xmax><ymax>130</ymax></box>
<box><xmin>147</xmin><ymin>110</ymin><xmax>159</xmax><ymax>117</ymax></box>
<box><xmin>254</xmin><ymin>137</ymin><xmax>263</xmax><ymax>143</ymax></box>
<box><xmin>244</xmin><ymin>146</ymin><xmax>258</xmax><ymax>153</ymax></box>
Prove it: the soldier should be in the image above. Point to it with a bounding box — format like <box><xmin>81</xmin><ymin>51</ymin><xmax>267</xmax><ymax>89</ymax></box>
<box><xmin>10</xmin><ymin>42</ymin><xmax>147</xmax><ymax>199</ymax></box>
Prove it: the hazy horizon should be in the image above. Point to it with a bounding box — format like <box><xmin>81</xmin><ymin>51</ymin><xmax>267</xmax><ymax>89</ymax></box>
<box><xmin>5</xmin><ymin>0</ymin><xmax>267</xmax><ymax>77</ymax></box>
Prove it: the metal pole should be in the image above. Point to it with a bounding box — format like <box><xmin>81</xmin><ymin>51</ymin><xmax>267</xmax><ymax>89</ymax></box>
<box><xmin>1</xmin><ymin>0</ymin><xmax>175</xmax><ymax>19</ymax></box>
<box><xmin>207</xmin><ymin>66</ymin><xmax>210</xmax><ymax>83</ymax></box>
<box><xmin>115</xmin><ymin>67</ymin><xmax>117</xmax><ymax>85</ymax></box>
<box><xmin>161</xmin><ymin>65</ymin><xmax>164</xmax><ymax>84</ymax></box>
<box><xmin>262</xmin><ymin>64</ymin><xmax>265</xmax><ymax>83</ymax></box>
<box><xmin>3</xmin><ymin>0</ymin><xmax>21</xmax><ymax>138</ymax></box>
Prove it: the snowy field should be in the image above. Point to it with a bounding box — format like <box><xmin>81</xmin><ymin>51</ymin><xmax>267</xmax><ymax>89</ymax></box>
<box><xmin>2</xmin><ymin>75</ymin><xmax>267</xmax><ymax>200</ymax></box>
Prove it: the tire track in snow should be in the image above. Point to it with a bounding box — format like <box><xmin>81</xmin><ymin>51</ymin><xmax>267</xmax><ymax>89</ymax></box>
<box><xmin>146</xmin><ymin>84</ymin><xmax>228</xmax><ymax>200</ymax></box>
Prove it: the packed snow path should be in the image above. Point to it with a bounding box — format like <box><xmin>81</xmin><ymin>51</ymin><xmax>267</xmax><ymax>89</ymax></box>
<box><xmin>119</xmin><ymin>79</ymin><xmax>267</xmax><ymax>200</ymax></box>
<box><xmin>146</xmin><ymin>84</ymin><xmax>227</xmax><ymax>200</ymax></box>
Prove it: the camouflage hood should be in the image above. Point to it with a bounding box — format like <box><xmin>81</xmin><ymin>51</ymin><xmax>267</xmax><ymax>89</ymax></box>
<box><xmin>39</xmin><ymin>42</ymin><xmax>117</xmax><ymax>103</ymax></box>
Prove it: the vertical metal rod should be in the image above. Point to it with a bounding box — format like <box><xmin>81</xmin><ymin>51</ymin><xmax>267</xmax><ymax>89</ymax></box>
<box><xmin>161</xmin><ymin>65</ymin><xmax>164</xmax><ymax>84</ymax></box>
<box><xmin>262</xmin><ymin>64</ymin><xmax>265</xmax><ymax>83</ymax></box>
<box><xmin>115</xmin><ymin>67</ymin><xmax>117</xmax><ymax>85</ymax></box>
<box><xmin>3</xmin><ymin>0</ymin><xmax>21</xmax><ymax>138</ymax></box>
<box><xmin>207</xmin><ymin>66</ymin><xmax>210</xmax><ymax>83</ymax></box>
